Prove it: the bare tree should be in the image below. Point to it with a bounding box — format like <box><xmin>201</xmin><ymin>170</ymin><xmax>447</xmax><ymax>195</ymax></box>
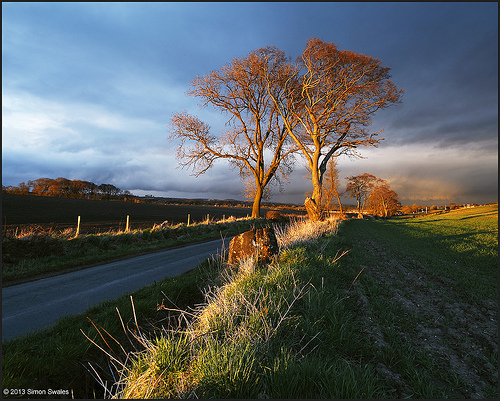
<box><xmin>169</xmin><ymin>48</ymin><xmax>298</xmax><ymax>218</ymax></box>
<box><xmin>368</xmin><ymin>178</ymin><xmax>401</xmax><ymax>217</ymax></box>
<box><xmin>345</xmin><ymin>173</ymin><xmax>377</xmax><ymax>213</ymax></box>
<box><xmin>265</xmin><ymin>38</ymin><xmax>403</xmax><ymax>220</ymax></box>
<box><xmin>242</xmin><ymin>174</ymin><xmax>273</xmax><ymax>203</ymax></box>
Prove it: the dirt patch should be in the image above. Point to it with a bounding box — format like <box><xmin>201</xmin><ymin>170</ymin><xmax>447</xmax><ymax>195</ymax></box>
<box><xmin>350</xmin><ymin>239</ymin><xmax>498</xmax><ymax>398</ymax></box>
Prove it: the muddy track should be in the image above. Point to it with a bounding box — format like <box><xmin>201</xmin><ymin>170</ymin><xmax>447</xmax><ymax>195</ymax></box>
<box><xmin>350</xmin><ymin>238</ymin><xmax>498</xmax><ymax>398</ymax></box>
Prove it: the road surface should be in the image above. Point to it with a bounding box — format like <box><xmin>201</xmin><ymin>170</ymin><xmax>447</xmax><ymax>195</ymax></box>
<box><xmin>2</xmin><ymin>237</ymin><xmax>232</xmax><ymax>341</ymax></box>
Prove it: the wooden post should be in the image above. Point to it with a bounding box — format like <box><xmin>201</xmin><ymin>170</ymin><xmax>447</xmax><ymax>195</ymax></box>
<box><xmin>126</xmin><ymin>215</ymin><xmax>130</xmax><ymax>232</ymax></box>
<box><xmin>76</xmin><ymin>216</ymin><xmax>81</xmax><ymax>237</ymax></box>
<box><xmin>187</xmin><ymin>214</ymin><xmax>190</xmax><ymax>226</ymax></box>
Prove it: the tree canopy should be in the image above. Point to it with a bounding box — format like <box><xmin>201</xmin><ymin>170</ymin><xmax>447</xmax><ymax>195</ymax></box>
<box><xmin>367</xmin><ymin>178</ymin><xmax>401</xmax><ymax>217</ymax></box>
<box><xmin>345</xmin><ymin>173</ymin><xmax>378</xmax><ymax>213</ymax></box>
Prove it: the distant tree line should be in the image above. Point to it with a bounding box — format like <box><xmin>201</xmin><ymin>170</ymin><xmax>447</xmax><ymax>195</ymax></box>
<box><xmin>2</xmin><ymin>177</ymin><xmax>133</xmax><ymax>201</ymax></box>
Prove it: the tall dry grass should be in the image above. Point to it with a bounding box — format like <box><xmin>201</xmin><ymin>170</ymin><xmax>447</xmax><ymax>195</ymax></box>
<box><xmin>274</xmin><ymin>215</ymin><xmax>342</xmax><ymax>249</ymax></box>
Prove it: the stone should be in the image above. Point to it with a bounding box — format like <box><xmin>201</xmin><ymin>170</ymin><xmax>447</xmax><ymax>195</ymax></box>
<box><xmin>227</xmin><ymin>230</ymin><xmax>256</xmax><ymax>265</ymax></box>
<box><xmin>228</xmin><ymin>227</ymin><xmax>278</xmax><ymax>265</ymax></box>
<box><xmin>254</xmin><ymin>227</ymin><xmax>279</xmax><ymax>263</ymax></box>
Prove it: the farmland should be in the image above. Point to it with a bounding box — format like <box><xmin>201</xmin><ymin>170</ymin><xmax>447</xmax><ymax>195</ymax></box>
<box><xmin>1</xmin><ymin>193</ymin><xmax>302</xmax><ymax>235</ymax></box>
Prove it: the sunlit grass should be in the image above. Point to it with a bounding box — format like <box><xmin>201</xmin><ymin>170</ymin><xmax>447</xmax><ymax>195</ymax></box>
<box><xmin>3</xmin><ymin>215</ymin><xmax>370</xmax><ymax>399</ymax></box>
<box><xmin>366</xmin><ymin>204</ymin><xmax>498</xmax><ymax>300</ymax></box>
<box><xmin>1</xmin><ymin>264</ymin><xmax>208</xmax><ymax>399</ymax></box>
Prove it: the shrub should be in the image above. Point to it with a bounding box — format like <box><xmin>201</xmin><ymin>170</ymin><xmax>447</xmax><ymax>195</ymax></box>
<box><xmin>266</xmin><ymin>210</ymin><xmax>284</xmax><ymax>222</ymax></box>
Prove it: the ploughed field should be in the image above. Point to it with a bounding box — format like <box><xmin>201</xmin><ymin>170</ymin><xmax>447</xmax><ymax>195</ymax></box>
<box><xmin>1</xmin><ymin>194</ymin><xmax>291</xmax><ymax>235</ymax></box>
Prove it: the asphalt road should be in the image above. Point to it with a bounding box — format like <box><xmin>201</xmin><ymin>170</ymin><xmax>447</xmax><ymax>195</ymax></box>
<box><xmin>2</xmin><ymin>237</ymin><xmax>233</xmax><ymax>341</ymax></box>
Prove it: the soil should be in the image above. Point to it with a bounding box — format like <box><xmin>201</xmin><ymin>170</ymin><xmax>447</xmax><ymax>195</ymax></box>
<box><xmin>350</xmin><ymin>238</ymin><xmax>498</xmax><ymax>398</ymax></box>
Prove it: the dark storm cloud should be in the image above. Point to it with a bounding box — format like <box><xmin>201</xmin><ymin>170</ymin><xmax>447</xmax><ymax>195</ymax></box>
<box><xmin>385</xmin><ymin>29</ymin><xmax>498</xmax><ymax>149</ymax></box>
<box><xmin>2</xmin><ymin>2</ymin><xmax>498</xmax><ymax>205</ymax></box>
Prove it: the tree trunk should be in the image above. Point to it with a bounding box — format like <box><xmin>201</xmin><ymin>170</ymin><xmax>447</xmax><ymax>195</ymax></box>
<box><xmin>306</xmin><ymin>185</ymin><xmax>324</xmax><ymax>221</ymax></box>
<box><xmin>251</xmin><ymin>185</ymin><xmax>263</xmax><ymax>218</ymax></box>
<box><xmin>305</xmin><ymin>159</ymin><xmax>325</xmax><ymax>221</ymax></box>
<box><xmin>304</xmin><ymin>197</ymin><xmax>322</xmax><ymax>221</ymax></box>
<box><xmin>335</xmin><ymin>190</ymin><xmax>343</xmax><ymax>214</ymax></box>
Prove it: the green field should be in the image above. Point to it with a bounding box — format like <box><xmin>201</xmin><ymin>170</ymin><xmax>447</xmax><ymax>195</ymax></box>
<box><xmin>347</xmin><ymin>205</ymin><xmax>498</xmax><ymax>300</ymax></box>
<box><xmin>329</xmin><ymin>205</ymin><xmax>498</xmax><ymax>398</ymax></box>
<box><xmin>2</xmin><ymin>205</ymin><xmax>497</xmax><ymax>399</ymax></box>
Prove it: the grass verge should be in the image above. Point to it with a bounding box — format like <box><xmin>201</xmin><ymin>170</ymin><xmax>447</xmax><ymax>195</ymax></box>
<box><xmin>2</xmin><ymin>216</ymin><xmax>276</xmax><ymax>285</ymax></box>
<box><xmin>1</xmin><ymin>257</ymin><xmax>217</xmax><ymax>399</ymax></box>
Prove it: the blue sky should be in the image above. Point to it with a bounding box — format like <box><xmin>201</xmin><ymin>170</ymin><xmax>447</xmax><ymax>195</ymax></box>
<box><xmin>2</xmin><ymin>2</ymin><xmax>498</xmax><ymax>205</ymax></box>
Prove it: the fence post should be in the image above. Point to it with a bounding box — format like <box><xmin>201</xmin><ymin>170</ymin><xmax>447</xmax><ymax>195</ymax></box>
<box><xmin>76</xmin><ymin>216</ymin><xmax>81</xmax><ymax>237</ymax></box>
<box><xmin>126</xmin><ymin>215</ymin><xmax>130</xmax><ymax>232</ymax></box>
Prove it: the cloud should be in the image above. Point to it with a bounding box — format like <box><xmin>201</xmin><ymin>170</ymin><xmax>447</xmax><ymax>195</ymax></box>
<box><xmin>2</xmin><ymin>3</ymin><xmax>498</xmax><ymax>207</ymax></box>
<box><xmin>337</xmin><ymin>144</ymin><xmax>498</xmax><ymax>205</ymax></box>
<box><xmin>2</xmin><ymin>91</ymin><xmax>165</xmax><ymax>153</ymax></box>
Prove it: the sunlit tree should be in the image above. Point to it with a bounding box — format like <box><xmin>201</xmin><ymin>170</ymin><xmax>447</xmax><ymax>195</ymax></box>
<box><xmin>368</xmin><ymin>178</ymin><xmax>401</xmax><ymax>217</ymax></box>
<box><xmin>28</xmin><ymin>178</ymin><xmax>56</xmax><ymax>196</ymax></box>
<box><xmin>401</xmin><ymin>205</ymin><xmax>413</xmax><ymax>215</ymax></box>
<box><xmin>345</xmin><ymin>173</ymin><xmax>377</xmax><ymax>213</ymax></box>
<box><xmin>242</xmin><ymin>176</ymin><xmax>272</xmax><ymax>203</ymax></box>
<box><xmin>265</xmin><ymin>38</ymin><xmax>403</xmax><ymax>220</ymax></box>
<box><xmin>169</xmin><ymin>47</ymin><xmax>298</xmax><ymax>218</ymax></box>
<box><xmin>321</xmin><ymin>158</ymin><xmax>344</xmax><ymax>213</ymax></box>
<box><xmin>52</xmin><ymin>177</ymin><xmax>71</xmax><ymax>197</ymax></box>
